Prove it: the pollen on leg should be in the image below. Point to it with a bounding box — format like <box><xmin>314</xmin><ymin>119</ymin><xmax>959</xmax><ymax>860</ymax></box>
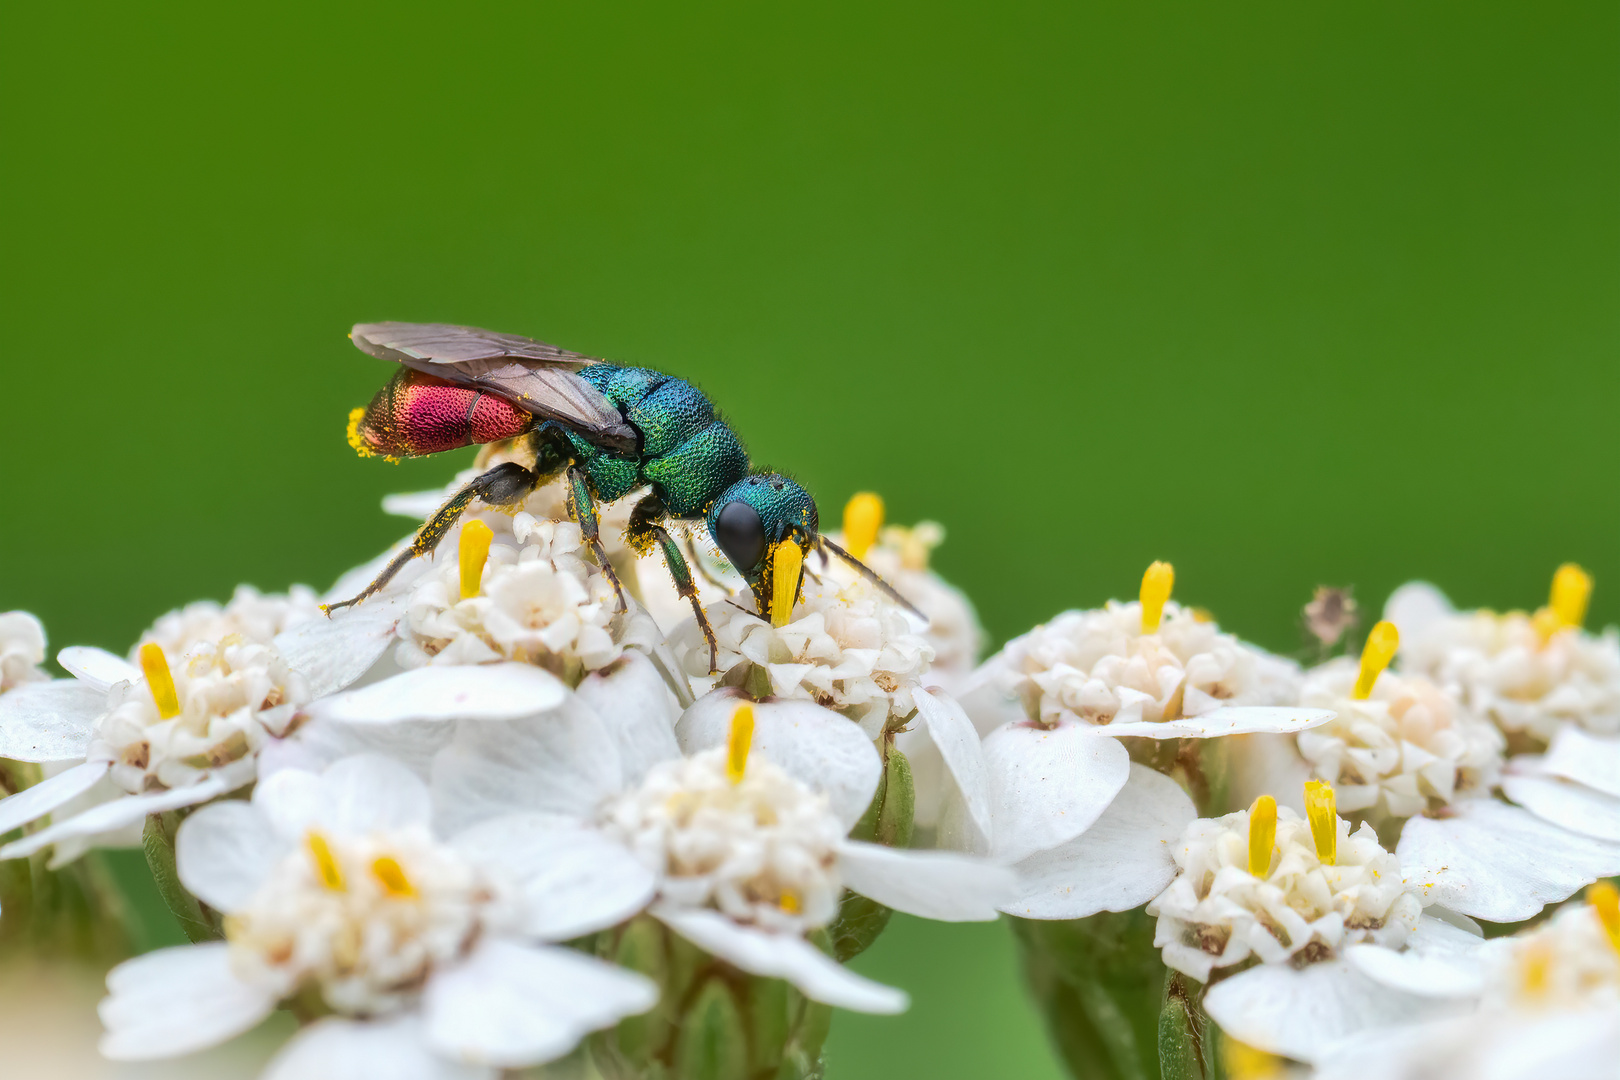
<box><xmin>1353</xmin><ymin>620</ymin><xmax>1399</xmax><ymax>700</ymax></box>
<box><xmin>1247</xmin><ymin>795</ymin><xmax>1276</xmax><ymax>878</ymax></box>
<box><xmin>842</xmin><ymin>492</ymin><xmax>884</xmax><ymax>560</ymax></box>
<box><xmin>137</xmin><ymin>643</ymin><xmax>181</xmax><ymax>720</ymax></box>
<box><xmin>459</xmin><ymin>519</ymin><xmax>495</xmax><ymax>600</ymax></box>
<box><xmin>306</xmin><ymin>831</ymin><xmax>346</xmax><ymax>892</ymax></box>
<box><xmin>727</xmin><ymin>703</ymin><xmax>755</xmax><ymax>785</ymax></box>
<box><xmin>1140</xmin><ymin>561</ymin><xmax>1174</xmax><ymax>633</ymax></box>
<box><xmin>345</xmin><ymin>407</ymin><xmax>377</xmax><ymax>459</ymax></box>
<box><xmin>1304</xmin><ymin>780</ymin><xmax>1337</xmax><ymax>865</ymax></box>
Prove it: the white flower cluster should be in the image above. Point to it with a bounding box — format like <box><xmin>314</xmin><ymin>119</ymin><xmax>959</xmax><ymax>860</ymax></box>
<box><xmin>1148</xmin><ymin>804</ymin><xmax>1420</xmax><ymax>981</ymax></box>
<box><xmin>398</xmin><ymin>515</ymin><xmax>622</xmax><ymax>679</ymax></box>
<box><xmin>0</xmin><ymin>610</ymin><xmax>48</xmax><ymax>694</ymax></box>
<box><xmin>137</xmin><ymin>584</ymin><xmax>322</xmax><ymax>661</ymax></box>
<box><xmin>1297</xmin><ymin>659</ymin><xmax>1503</xmax><ymax>818</ymax></box>
<box><xmin>1483</xmin><ymin>897</ymin><xmax>1620</xmax><ymax>1012</ymax></box>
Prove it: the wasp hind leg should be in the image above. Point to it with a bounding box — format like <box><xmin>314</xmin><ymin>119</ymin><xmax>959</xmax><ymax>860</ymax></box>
<box><xmin>628</xmin><ymin>494</ymin><xmax>720</xmax><ymax>674</ymax></box>
<box><xmin>323</xmin><ymin>460</ymin><xmax>536</xmax><ymax>615</ymax></box>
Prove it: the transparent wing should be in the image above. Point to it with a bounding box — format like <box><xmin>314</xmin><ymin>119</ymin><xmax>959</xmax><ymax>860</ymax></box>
<box><xmin>350</xmin><ymin>322</ymin><xmax>636</xmax><ymax>450</ymax></box>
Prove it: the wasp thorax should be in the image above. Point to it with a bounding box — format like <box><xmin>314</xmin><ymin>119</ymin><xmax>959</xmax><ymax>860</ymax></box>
<box><xmin>348</xmin><ymin>369</ymin><xmax>532</xmax><ymax>460</ymax></box>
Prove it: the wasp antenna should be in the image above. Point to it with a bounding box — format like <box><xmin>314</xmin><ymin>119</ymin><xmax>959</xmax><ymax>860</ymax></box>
<box><xmin>819</xmin><ymin>537</ymin><xmax>929</xmax><ymax>624</ymax></box>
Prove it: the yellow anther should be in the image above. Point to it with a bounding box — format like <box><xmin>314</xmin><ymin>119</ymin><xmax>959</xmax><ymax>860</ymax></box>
<box><xmin>1222</xmin><ymin>1039</ymin><xmax>1283</xmax><ymax>1080</ymax></box>
<box><xmin>305</xmin><ymin>831</ymin><xmax>345</xmax><ymax>892</ymax></box>
<box><xmin>769</xmin><ymin>539</ymin><xmax>803</xmax><ymax>629</ymax></box>
<box><xmin>459</xmin><ymin>518</ymin><xmax>494</xmax><ymax>599</ymax></box>
<box><xmin>727</xmin><ymin>703</ymin><xmax>755</xmax><ymax>785</ymax></box>
<box><xmin>1518</xmin><ymin>939</ymin><xmax>1552</xmax><ymax>1000</ymax></box>
<box><xmin>1353</xmin><ymin>620</ymin><xmax>1399</xmax><ymax>700</ymax></box>
<box><xmin>371</xmin><ymin>855</ymin><xmax>417</xmax><ymax>898</ymax></box>
<box><xmin>1304</xmin><ymin>780</ymin><xmax>1337</xmax><ymax>865</ymax></box>
<box><xmin>779</xmin><ymin>890</ymin><xmax>801</xmax><ymax>914</ymax></box>
<box><xmin>1140</xmin><ymin>561</ymin><xmax>1175</xmax><ymax>633</ymax></box>
<box><xmin>1551</xmin><ymin>563</ymin><xmax>1592</xmax><ymax>630</ymax></box>
<box><xmin>842</xmin><ymin>492</ymin><xmax>884</xmax><ymax>561</ymax></box>
<box><xmin>138</xmin><ymin>643</ymin><xmax>181</xmax><ymax>720</ymax></box>
<box><xmin>1589</xmin><ymin>882</ymin><xmax>1620</xmax><ymax>957</ymax></box>
<box><xmin>1248</xmin><ymin>795</ymin><xmax>1276</xmax><ymax>878</ymax></box>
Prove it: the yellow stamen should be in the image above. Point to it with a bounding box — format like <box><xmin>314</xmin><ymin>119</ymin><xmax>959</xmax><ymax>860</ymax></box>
<box><xmin>779</xmin><ymin>890</ymin><xmax>801</xmax><ymax>914</ymax></box>
<box><xmin>138</xmin><ymin>643</ymin><xmax>181</xmax><ymax>720</ymax></box>
<box><xmin>1248</xmin><ymin>795</ymin><xmax>1276</xmax><ymax>878</ymax></box>
<box><xmin>769</xmin><ymin>539</ymin><xmax>803</xmax><ymax>629</ymax></box>
<box><xmin>1140</xmin><ymin>561</ymin><xmax>1174</xmax><ymax>633</ymax></box>
<box><xmin>842</xmin><ymin>492</ymin><xmax>884</xmax><ymax>560</ymax></box>
<box><xmin>1551</xmin><ymin>563</ymin><xmax>1592</xmax><ymax>630</ymax></box>
<box><xmin>459</xmin><ymin>518</ymin><xmax>494</xmax><ymax>599</ymax></box>
<box><xmin>371</xmin><ymin>855</ymin><xmax>417</xmax><ymax>898</ymax></box>
<box><xmin>1518</xmin><ymin>939</ymin><xmax>1552</xmax><ymax>1000</ymax></box>
<box><xmin>1304</xmin><ymin>780</ymin><xmax>1337</xmax><ymax>865</ymax></box>
<box><xmin>1222</xmin><ymin>1039</ymin><xmax>1284</xmax><ymax>1080</ymax></box>
<box><xmin>1589</xmin><ymin>882</ymin><xmax>1620</xmax><ymax>956</ymax></box>
<box><xmin>727</xmin><ymin>703</ymin><xmax>755</xmax><ymax>785</ymax></box>
<box><xmin>1353</xmin><ymin>620</ymin><xmax>1399</xmax><ymax>700</ymax></box>
<box><xmin>305</xmin><ymin>831</ymin><xmax>345</xmax><ymax>892</ymax></box>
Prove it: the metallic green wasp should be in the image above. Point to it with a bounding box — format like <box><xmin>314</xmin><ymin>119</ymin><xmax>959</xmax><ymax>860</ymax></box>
<box><xmin>327</xmin><ymin>321</ymin><xmax>919</xmax><ymax>669</ymax></box>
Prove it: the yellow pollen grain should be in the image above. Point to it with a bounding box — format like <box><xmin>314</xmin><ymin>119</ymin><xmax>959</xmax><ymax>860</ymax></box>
<box><xmin>1551</xmin><ymin>563</ymin><xmax>1592</xmax><ymax>630</ymax></box>
<box><xmin>1304</xmin><ymin>780</ymin><xmax>1337</xmax><ymax>865</ymax></box>
<box><xmin>1354</xmin><ymin>620</ymin><xmax>1399</xmax><ymax>700</ymax></box>
<box><xmin>305</xmin><ymin>831</ymin><xmax>345</xmax><ymax>892</ymax></box>
<box><xmin>1140</xmin><ymin>561</ymin><xmax>1174</xmax><ymax>633</ymax></box>
<box><xmin>137</xmin><ymin>643</ymin><xmax>181</xmax><ymax>720</ymax></box>
<box><xmin>1589</xmin><ymin>882</ymin><xmax>1620</xmax><ymax>957</ymax></box>
<box><xmin>842</xmin><ymin>492</ymin><xmax>884</xmax><ymax>560</ymax></box>
<box><xmin>727</xmin><ymin>703</ymin><xmax>755</xmax><ymax>785</ymax></box>
<box><xmin>459</xmin><ymin>518</ymin><xmax>495</xmax><ymax>600</ymax></box>
<box><xmin>371</xmin><ymin>855</ymin><xmax>417</xmax><ymax>898</ymax></box>
<box><xmin>345</xmin><ymin>407</ymin><xmax>375</xmax><ymax>458</ymax></box>
<box><xmin>1247</xmin><ymin>795</ymin><xmax>1276</xmax><ymax>878</ymax></box>
<box><xmin>769</xmin><ymin>539</ymin><xmax>803</xmax><ymax>629</ymax></box>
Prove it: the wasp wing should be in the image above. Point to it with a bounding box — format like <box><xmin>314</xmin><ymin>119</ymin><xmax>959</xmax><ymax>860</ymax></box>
<box><xmin>350</xmin><ymin>322</ymin><xmax>636</xmax><ymax>451</ymax></box>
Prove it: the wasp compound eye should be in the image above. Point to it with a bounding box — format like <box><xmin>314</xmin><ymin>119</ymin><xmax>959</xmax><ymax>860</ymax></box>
<box><xmin>714</xmin><ymin>499</ymin><xmax>767</xmax><ymax>574</ymax></box>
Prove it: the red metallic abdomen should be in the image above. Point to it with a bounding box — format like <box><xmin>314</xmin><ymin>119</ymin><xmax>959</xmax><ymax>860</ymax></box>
<box><xmin>351</xmin><ymin>369</ymin><xmax>533</xmax><ymax>458</ymax></box>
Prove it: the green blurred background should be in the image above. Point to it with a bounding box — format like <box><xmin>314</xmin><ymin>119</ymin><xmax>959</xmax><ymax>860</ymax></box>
<box><xmin>2</xmin><ymin>2</ymin><xmax>1615</xmax><ymax>1076</ymax></box>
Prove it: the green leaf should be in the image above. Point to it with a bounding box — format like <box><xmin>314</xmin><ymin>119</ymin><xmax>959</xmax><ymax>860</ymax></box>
<box><xmin>142</xmin><ymin>811</ymin><xmax>222</xmax><ymax>943</ymax></box>
<box><xmin>673</xmin><ymin>976</ymin><xmax>749</xmax><ymax>1080</ymax></box>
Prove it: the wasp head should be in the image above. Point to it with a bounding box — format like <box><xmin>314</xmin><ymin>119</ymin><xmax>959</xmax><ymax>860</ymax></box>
<box><xmin>706</xmin><ymin>473</ymin><xmax>819</xmax><ymax>628</ymax></box>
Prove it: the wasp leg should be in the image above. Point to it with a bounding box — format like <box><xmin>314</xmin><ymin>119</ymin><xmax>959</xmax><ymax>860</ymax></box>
<box><xmin>629</xmin><ymin>495</ymin><xmax>720</xmax><ymax>674</ymax></box>
<box><xmin>680</xmin><ymin>531</ymin><xmax>734</xmax><ymax>593</ymax></box>
<box><xmin>324</xmin><ymin>461</ymin><xmax>535</xmax><ymax>614</ymax></box>
<box><xmin>566</xmin><ymin>466</ymin><xmax>628</xmax><ymax>613</ymax></box>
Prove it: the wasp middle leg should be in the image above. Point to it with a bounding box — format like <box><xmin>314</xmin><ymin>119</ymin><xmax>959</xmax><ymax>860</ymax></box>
<box><xmin>628</xmin><ymin>493</ymin><xmax>720</xmax><ymax>674</ymax></box>
<box><xmin>566</xmin><ymin>466</ymin><xmax>628</xmax><ymax>613</ymax></box>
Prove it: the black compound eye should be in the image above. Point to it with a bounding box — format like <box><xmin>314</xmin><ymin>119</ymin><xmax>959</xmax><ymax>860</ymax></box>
<box><xmin>714</xmin><ymin>499</ymin><xmax>767</xmax><ymax>573</ymax></box>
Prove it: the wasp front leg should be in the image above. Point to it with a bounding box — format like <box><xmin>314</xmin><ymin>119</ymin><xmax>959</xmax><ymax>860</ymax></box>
<box><xmin>566</xmin><ymin>466</ymin><xmax>628</xmax><ymax>613</ymax></box>
<box><xmin>324</xmin><ymin>460</ymin><xmax>537</xmax><ymax>613</ymax></box>
<box><xmin>628</xmin><ymin>494</ymin><xmax>720</xmax><ymax>674</ymax></box>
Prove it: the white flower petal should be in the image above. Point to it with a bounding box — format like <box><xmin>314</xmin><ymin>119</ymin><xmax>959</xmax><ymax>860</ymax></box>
<box><xmin>1383</xmin><ymin>581</ymin><xmax>1456</xmax><ymax>643</ymax></box>
<box><xmin>1</xmin><ymin>776</ymin><xmax>231</xmax><ymax>860</ymax></box>
<box><xmin>955</xmin><ymin>664</ymin><xmax>1031</xmax><ymax>737</ymax></box>
<box><xmin>1203</xmin><ymin>958</ymin><xmax>1467</xmax><ymax>1064</ymax></box>
<box><xmin>835</xmin><ymin>840</ymin><xmax>1013</xmax><ymax>921</ymax></box>
<box><xmin>1397</xmin><ymin>798</ymin><xmax>1620</xmax><ymax>922</ymax></box>
<box><xmin>676</xmin><ymin>691</ymin><xmax>882</xmax><ymax>832</ymax></box>
<box><xmin>981</xmin><ymin>719</ymin><xmax>1131</xmax><ymax>864</ymax></box>
<box><xmin>1503</xmin><ymin>760</ymin><xmax>1620</xmax><ymax>842</ymax></box>
<box><xmin>265</xmin><ymin>1014</ymin><xmax>494</xmax><ymax>1080</ymax></box>
<box><xmin>176</xmin><ymin>799</ymin><xmax>285</xmax><ymax>913</ymax></box>
<box><xmin>99</xmin><ymin>943</ymin><xmax>277</xmax><ymax>1060</ymax></box>
<box><xmin>913</xmin><ymin>687</ymin><xmax>992</xmax><ymax>845</ymax></box>
<box><xmin>311</xmin><ymin>753</ymin><xmax>432</xmax><ymax>834</ymax></box>
<box><xmin>0</xmin><ymin>679</ymin><xmax>105</xmax><ymax>761</ymax></box>
<box><xmin>1100</xmin><ymin>706</ymin><xmax>1335</xmax><ymax>740</ymax></box>
<box><xmin>432</xmin><ymin>697</ymin><xmax>624</xmax><ymax>835</ymax></box>
<box><xmin>653</xmin><ymin>904</ymin><xmax>907</xmax><ymax>1014</ymax></box>
<box><xmin>309</xmin><ymin>662</ymin><xmax>569</xmax><ymax>725</ymax></box>
<box><xmin>575</xmin><ymin>651</ymin><xmax>682</xmax><ymax>787</ymax></box>
<box><xmin>252</xmin><ymin>767</ymin><xmax>323</xmax><ymax>841</ymax></box>
<box><xmin>56</xmin><ymin>646</ymin><xmax>139</xmax><ymax>692</ymax></box>
<box><xmin>274</xmin><ymin>594</ymin><xmax>408</xmax><ymax>699</ymax></box>
<box><xmin>266</xmin><ymin>718</ymin><xmax>454</xmax><ymax>781</ymax></box>
<box><xmin>1006</xmin><ymin>763</ymin><xmax>1195</xmax><ymax>919</ymax></box>
<box><xmin>423</xmin><ymin>939</ymin><xmax>658</xmax><ymax>1067</ymax></box>
<box><xmin>0</xmin><ymin>760</ymin><xmax>110</xmax><ymax>838</ymax></box>
<box><xmin>1344</xmin><ymin>914</ymin><xmax>1489</xmax><ymax>998</ymax></box>
<box><xmin>1542</xmin><ymin>726</ymin><xmax>1620</xmax><ymax>799</ymax></box>
<box><xmin>453</xmin><ymin>815</ymin><xmax>656</xmax><ymax>941</ymax></box>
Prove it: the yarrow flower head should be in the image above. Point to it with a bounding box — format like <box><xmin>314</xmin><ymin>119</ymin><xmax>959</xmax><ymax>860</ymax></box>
<box><xmin>98</xmin><ymin>755</ymin><xmax>657</xmax><ymax>1074</ymax></box>
<box><xmin>135</xmin><ymin>584</ymin><xmax>323</xmax><ymax>662</ymax></box>
<box><xmin>0</xmin><ymin>610</ymin><xmax>49</xmax><ymax>694</ymax></box>
<box><xmin>1388</xmin><ymin>569</ymin><xmax>1620</xmax><ymax>745</ymax></box>
<box><xmin>1298</xmin><ymin>621</ymin><xmax>1505</xmax><ymax>819</ymax></box>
